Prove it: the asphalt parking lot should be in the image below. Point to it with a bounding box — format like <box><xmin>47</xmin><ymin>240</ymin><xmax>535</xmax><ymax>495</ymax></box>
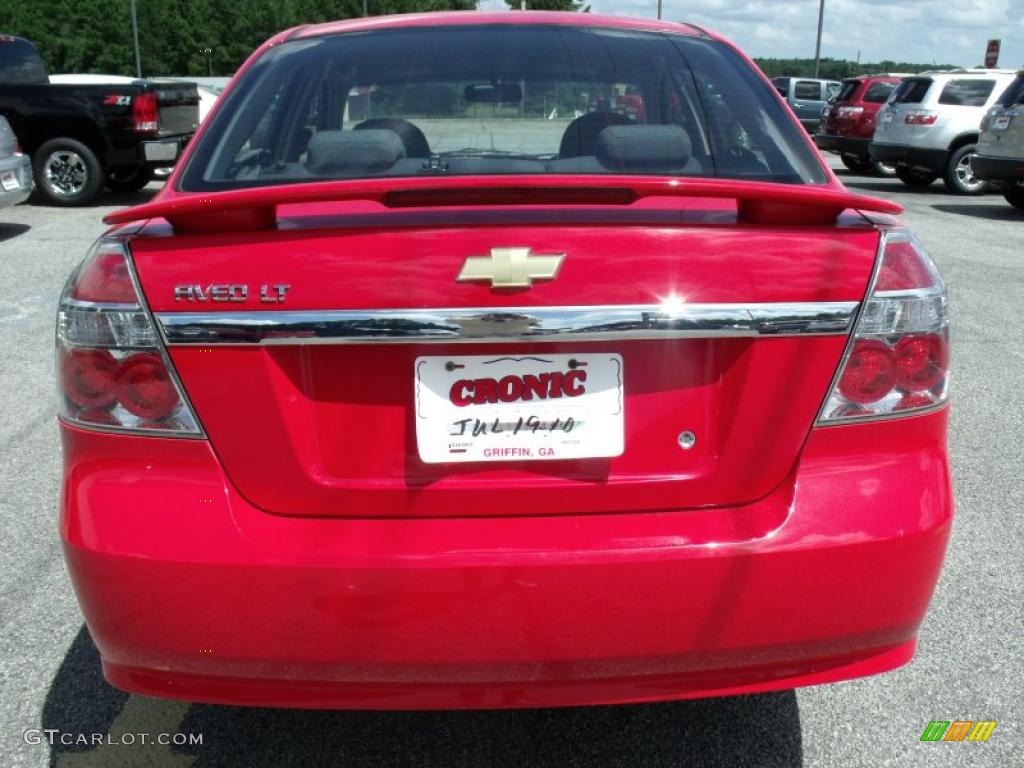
<box><xmin>0</xmin><ymin>159</ymin><xmax>1021</xmax><ymax>767</ymax></box>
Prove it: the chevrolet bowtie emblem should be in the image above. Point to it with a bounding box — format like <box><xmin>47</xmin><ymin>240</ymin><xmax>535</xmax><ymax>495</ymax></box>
<box><xmin>457</xmin><ymin>247</ymin><xmax>566</xmax><ymax>289</ymax></box>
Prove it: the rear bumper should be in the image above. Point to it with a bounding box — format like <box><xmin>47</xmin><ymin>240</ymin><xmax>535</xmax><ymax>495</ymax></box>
<box><xmin>813</xmin><ymin>133</ymin><xmax>871</xmax><ymax>160</ymax></box>
<box><xmin>869</xmin><ymin>143</ymin><xmax>947</xmax><ymax>174</ymax></box>
<box><xmin>971</xmin><ymin>154</ymin><xmax>1024</xmax><ymax>185</ymax></box>
<box><xmin>61</xmin><ymin>410</ymin><xmax>953</xmax><ymax>709</ymax></box>
<box><xmin>106</xmin><ymin>134</ymin><xmax>191</xmax><ymax>170</ymax></box>
<box><xmin>0</xmin><ymin>152</ymin><xmax>33</xmax><ymax>207</ymax></box>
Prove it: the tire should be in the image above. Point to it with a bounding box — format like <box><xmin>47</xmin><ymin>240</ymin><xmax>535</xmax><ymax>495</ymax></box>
<box><xmin>871</xmin><ymin>160</ymin><xmax>898</xmax><ymax>178</ymax></box>
<box><xmin>943</xmin><ymin>144</ymin><xmax>990</xmax><ymax>196</ymax></box>
<box><xmin>32</xmin><ymin>138</ymin><xmax>104</xmax><ymax>206</ymax></box>
<box><xmin>895</xmin><ymin>167</ymin><xmax>938</xmax><ymax>188</ymax></box>
<box><xmin>106</xmin><ymin>166</ymin><xmax>154</xmax><ymax>194</ymax></box>
<box><xmin>1005</xmin><ymin>187</ymin><xmax>1024</xmax><ymax>212</ymax></box>
<box><xmin>841</xmin><ymin>155</ymin><xmax>871</xmax><ymax>174</ymax></box>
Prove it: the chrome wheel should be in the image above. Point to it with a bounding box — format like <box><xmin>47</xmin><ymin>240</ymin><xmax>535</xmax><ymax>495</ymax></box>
<box><xmin>43</xmin><ymin>150</ymin><xmax>89</xmax><ymax>197</ymax></box>
<box><xmin>875</xmin><ymin>161</ymin><xmax>897</xmax><ymax>177</ymax></box>
<box><xmin>954</xmin><ymin>152</ymin><xmax>985</xmax><ymax>193</ymax></box>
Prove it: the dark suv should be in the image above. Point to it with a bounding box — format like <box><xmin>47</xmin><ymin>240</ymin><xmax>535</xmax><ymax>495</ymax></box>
<box><xmin>815</xmin><ymin>75</ymin><xmax>902</xmax><ymax>176</ymax></box>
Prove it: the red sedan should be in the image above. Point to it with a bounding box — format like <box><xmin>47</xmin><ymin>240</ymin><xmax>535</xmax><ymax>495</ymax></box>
<box><xmin>58</xmin><ymin>13</ymin><xmax>952</xmax><ymax>709</ymax></box>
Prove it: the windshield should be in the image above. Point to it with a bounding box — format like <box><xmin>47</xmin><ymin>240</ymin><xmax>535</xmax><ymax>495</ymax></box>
<box><xmin>996</xmin><ymin>75</ymin><xmax>1024</xmax><ymax>106</ymax></box>
<box><xmin>0</xmin><ymin>36</ymin><xmax>48</xmax><ymax>84</ymax></box>
<box><xmin>182</xmin><ymin>25</ymin><xmax>827</xmax><ymax>190</ymax></box>
<box><xmin>891</xmin><ymin>78</ymin><xmax>931</xmax><ymax>105</ymax></box>
<box><xmin>835</xmin><ymin>80</ymin><xmax>860</xmax><ymax>102</ymax></box>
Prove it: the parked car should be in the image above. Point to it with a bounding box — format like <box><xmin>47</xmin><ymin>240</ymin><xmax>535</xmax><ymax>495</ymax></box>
<box><xmin>815</xmin><ymin>75</ymin><xmax>903</xmax><ymax>176</ymax></box>
<box><xmin>52</xmin><ymin>75</ymin><xmax>221</xmax><ymax>181</ymax></box>
<box><xmin>52</xmin><ymin>75</ymin><xmax>223</xmax><ymax>123</ymax></box>
<box><xmin>0</xmin><ymin>35</ymin><xmax>199</xmax><ymax>205</ymax></box>
<box><xmin>972</xmin><ymin>70</ymin><xmax>1024</xmax><ymax>212</ymax></box>
<box><xmin>0</xmin><ymin>115</ymin><xmax>32</xmax><ymax>208</ymax></box>
<box><xmin>59</xmin><ymin>12</ymin><xmax>952</xmax><ymax>710</ymax></box>
<box><xmin>870</xmin><ymin>68</ymin><xmax>1019</xmax><ymax>194</ymax></box>
<box><xmin>772</xmin><ymin>76</ymin><xmax>841</xmax><ymax>131</ymax></box>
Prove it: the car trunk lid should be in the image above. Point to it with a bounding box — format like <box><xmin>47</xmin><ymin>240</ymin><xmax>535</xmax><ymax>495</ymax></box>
<box><xmin>128</xmin><ymin>200</ymin><xmax>881</xmax><ymax>519</ymax></box>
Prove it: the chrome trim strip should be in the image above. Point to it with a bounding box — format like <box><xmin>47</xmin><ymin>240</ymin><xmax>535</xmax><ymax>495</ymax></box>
<box><xmin>156</xmin><ymin>302</ymin><xmax>859</xmax><ymax>346</ymax></box>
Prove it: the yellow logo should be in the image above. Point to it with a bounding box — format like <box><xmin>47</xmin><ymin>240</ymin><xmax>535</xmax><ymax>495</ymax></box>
<box><xmin>457</xmin><ymin>247</ymin><xmax>565</xmax><ymax>289</ymax></box>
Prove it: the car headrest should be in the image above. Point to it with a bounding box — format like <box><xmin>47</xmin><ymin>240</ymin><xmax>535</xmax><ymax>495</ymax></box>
<box><xmin>596</xmin><ymin>125</ymin><xmax>692</xmax><ymax>173</ymax></box>
<box><xmin>305</xmin><ymin>130</ymin><xmax>405</xmax><ymax>176</ymax></box>
<box><xmin>354</xmin><ymin>118</ymin><xmax>431</xmax><ymax>158</ymax></box>
<box><xmin>559</xmin><ymin>112</ymin><xmax>633</xmax><ymax>158</ymax></box>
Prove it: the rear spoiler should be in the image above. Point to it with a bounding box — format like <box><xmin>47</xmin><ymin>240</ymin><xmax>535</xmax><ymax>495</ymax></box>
<box><xmin>104</xmin><ymin>176</ymin><xmax>902</xmax><ymax>233</ymax></box>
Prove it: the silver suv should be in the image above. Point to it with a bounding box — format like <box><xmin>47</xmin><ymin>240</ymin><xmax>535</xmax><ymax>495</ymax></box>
<box><xmin>973</xmin><ymin>70</ymin><xmax>1024</xmax><ymax>212</ymax></box>
<box><xmin>870</xmin><ymin>69</ymin><xmax>1018</xmax><ymax>194</ymax></box>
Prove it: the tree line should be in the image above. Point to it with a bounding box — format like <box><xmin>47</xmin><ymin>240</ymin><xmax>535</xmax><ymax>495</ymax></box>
<box><xmin>754</xmin><ymin>57</ymin><xmax>958</xmax><ymax>80</ymax></box>
<box><xmin>2</xmin><ymin>2</ymin><xmax>946</xmax><ymax>79</ymax></box>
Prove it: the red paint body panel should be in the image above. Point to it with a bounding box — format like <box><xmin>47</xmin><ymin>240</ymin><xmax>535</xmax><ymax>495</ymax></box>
<box><xmin>62</xmin><ymin>409</ymin><xmax>952</xmax><ymax>709</ymax></box>
<box><xmin>132</xmin><ymin>220</ymin><xmax>877</xmax><ymax>518</ymax></box>
<box><xmin>59</xmin><ymin>14</ymin><xmax>953</xmax><ymax>709</ymax></box>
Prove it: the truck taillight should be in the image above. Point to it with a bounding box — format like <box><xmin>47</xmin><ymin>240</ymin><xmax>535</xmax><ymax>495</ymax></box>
<box><xmin>56</xmin><ymin>240</ymin><xmax>202</xmax><ymax>435</ymax></box>
<box><xmin>818</xmin><ymin>230</ymin><xmax>948</xmax><ymax>423</ymax></box>
<box><xmin>132</xmin><ymin>91</ymin><xmax>159</xmax><ymax>133</ymax></box>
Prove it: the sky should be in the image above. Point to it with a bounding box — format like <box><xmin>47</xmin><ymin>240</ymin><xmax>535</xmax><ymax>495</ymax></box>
<box><xmin>477</xmin><ymin>0</ymin><xmax>1024</xmax><ymax>68</ymax></box>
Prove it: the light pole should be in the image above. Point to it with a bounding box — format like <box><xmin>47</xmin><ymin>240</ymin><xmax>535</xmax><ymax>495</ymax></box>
<box><xmin>657</xmin><ymin>0</ymin><xmax>662</xmax><ymax>20</ymax></box>
<box><xmin>200</xmin><ymin>47</ymin><xmax>213</xmax><ymax>77</ymax></box>
<box><xmin>130</xmin><ymin>0</ymin><xmax>142</xmax><ymax>77</ymax></box>
<box><xmin>363</xmin><ymin>0</ymin><xmax>369</xmax><ymax>16</ymax></box>
<box><xmin>813</xmin><ymin>0</ymin><xmax>825</xmax><ymax>78</ymax></box>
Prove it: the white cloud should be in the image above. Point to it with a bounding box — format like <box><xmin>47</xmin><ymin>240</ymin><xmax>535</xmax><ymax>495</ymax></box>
<box><xmin>477</xmin><ymin>0</ymin><xmax>1024</xmax><ymax>69</ymax></box>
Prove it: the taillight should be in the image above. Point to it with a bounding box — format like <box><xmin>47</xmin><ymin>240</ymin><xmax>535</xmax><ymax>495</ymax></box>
<box><xmin>132</xmin><ymin>91</ymin><xmax>159</xmax><ymax>133</ymax></box>
<box><xmin>904</xmin><ymin>111</ymin><xmax>938</xmax><ymax>126</ymax></box>
<box><xmin>818</xmin><ymin>229</ymin><xmax>948</xmax><ymax>423</ymax></box>
<box><xmin>56</xmin><ymin>240</ymin><xmax>202</xmax><ymax>435</ymax></box>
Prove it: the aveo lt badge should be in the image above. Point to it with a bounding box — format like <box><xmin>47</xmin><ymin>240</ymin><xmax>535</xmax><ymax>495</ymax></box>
<box><xmin>173</xmin><ymin>284</ymin><xmax>290</xmax><ymax>303</ymax></box>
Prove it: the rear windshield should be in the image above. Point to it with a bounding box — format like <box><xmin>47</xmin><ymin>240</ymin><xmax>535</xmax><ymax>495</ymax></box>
<box><xmin>864</xmin><ymin>81</ymin><xmax>897</xmax><ymax>103</ymax></box>
<box><xmin>892</xmin><ymin>78</ymin><xmax>931</xmax><ymax>104</ymax></box>
<box><xmin>0</xmin><ymin>36</ymin><xmax>48</xmax><ymax>84</ymax></box>
<box><xmin>938</xmin><ymin>79</ymin><xmax>995</xmax><ymax>107</ymax></box>
<box><xmin>996</xmin><ymin>75</ymin><xmax>1024</xmax><ymax>106</ymax></box>
<box><xmin>836</xmin><ymin>80</ymin><xmax>860</xmax><ymax>102</ymax></box>
<box><xmin>182</xmin><ymin>25</ymin><xmax>827</xmax><ymax>190</ymax></box>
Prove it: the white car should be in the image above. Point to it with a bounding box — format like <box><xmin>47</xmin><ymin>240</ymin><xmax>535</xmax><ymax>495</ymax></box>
<box><xmin>870</xmin><ymin>68</ymin><xmax>1019</xmax><ymax>194</ymax></box>
<box><xmin>0</xmin><ymin>115</ymin><xmax>32</xmax><ymax>208</ymax></box>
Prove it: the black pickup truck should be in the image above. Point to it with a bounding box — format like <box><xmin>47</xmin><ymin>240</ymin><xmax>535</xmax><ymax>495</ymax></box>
<box><xmin>0</xmin><ymin>35</ymin><xmax>199</xmax><ymax>205</ymax></box>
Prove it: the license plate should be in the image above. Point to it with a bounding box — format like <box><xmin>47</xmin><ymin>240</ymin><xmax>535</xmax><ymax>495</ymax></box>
<box><xmin>882</xmin><ymin>111</ymin><xmax>894</xmax><ymax>124</ymax></box>
<box><xmin>415</xmin><ymin>353</ymin><xmax>624</xmax><ymax>463</ymax></box>
<box><xmin>0</xmin><ymin>171</ymin><xmax>19</xmax><ymax>191</ymax></box>
<box><xmin>994</xmin><ymin>115</ymin><xmax>1013</xmax><ymax>131</ymax></box>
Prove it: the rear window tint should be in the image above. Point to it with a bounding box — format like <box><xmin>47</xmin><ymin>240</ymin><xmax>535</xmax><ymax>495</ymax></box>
<box><xmin>996</xmin><ymin>75</ymin><xmax>1024</xmax><ymax>106</ymax></box>
<box><xmin>0</xmin><ymin>36</ymin><xmax>48</xmax><ymax>84</ymax></box>
<box><xmin>892</xmin><ymin>78</ymin><xmax>931</xmax><ymax>104</ymax></box>
<box><xmin>772</xmin><ymin>78</ymin><xmax>789</xmax><ymax>97</ymax></box>
<box><xmin>864</xmin><ymin>81</ymin><xmax>896</xmax><ymax>103</ymax></box>
<box><xmin>183</xmin><ymin>25</ymin><xmax>828</xmax><ymax>190</ymax></box>
<box><xmin>836</xmin><ymin>80</ymin><xmax>859</xmax><ymax>102</ymax></box>
<box><xmin>794</xmin><ymin>81</ymin><xmax>821</xmax><ymax>100</ymax></box>
<box><xmin>938</xmin><ymin>79</ymin><xmax>995</xmax><ymax>107</ymax></box>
